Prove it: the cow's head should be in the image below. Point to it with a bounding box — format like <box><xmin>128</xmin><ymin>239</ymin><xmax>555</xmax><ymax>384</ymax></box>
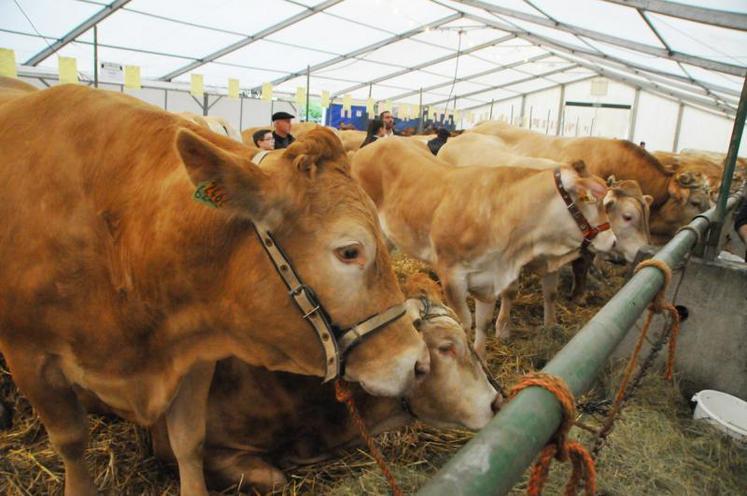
<box><xmin>650</xmin><ymin>182</ymin><xmax>711</xmax><ymax>244</ymax></box>
<box><xmin>603</xmin><ymin>177</ymin><xmax>653</xmax><ymax>262</ymax></box>
<box><xmin>176</xmin><ymin>127</ymin><xmax>428</xmax><ymax>397</ymax></box>
<box><xmin>557</xmin><ymin>162</ymin><xmax>617</xmax><ymax>254</ymax></box>
<box><xmin>401</xmin><ymin>274</ymin><xmax>502</xmax><ymax>430</ymax></box>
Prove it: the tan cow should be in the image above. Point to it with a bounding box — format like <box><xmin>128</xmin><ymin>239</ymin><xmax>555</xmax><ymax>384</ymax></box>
<box><xmin>338</xmin><ymin>129</ymin><xmax>367</xmax><ymax>153</ymax></box>
<box><xmin>438</xmin><ymin>133</ymin><xmax>652</xmax><ymax>333</ymax></box>
<box><xmin>0</xmin><ymin>76</ymin><xmax>37</xmax><ymax>105</ymax></box>
<box><xmin>177</xmin><ymin>112</ymin><xmax>242</xmax><ymax>141</ymax></box>
<box><xmin>0</xmin><ymin>85</ymin><xmax>428</xmax><ymax>496</ymax></box>
<box><xmin>352</xmin><ymin>138</ymin><xmax>616</xmax><ymax>357</ymax></box>
<box><xmin>136</xmin><ymin>274</ymin><xmax>503</xmax><ymax>493</ymax></box>
<box><xmin>468</xmin><ymin>121</ymin><xmax>709</xmax><ymax>243</ymax></box>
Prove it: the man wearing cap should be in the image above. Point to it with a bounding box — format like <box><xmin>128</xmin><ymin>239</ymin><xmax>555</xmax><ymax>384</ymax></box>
<box><xmin>272</xmin><ymin>111</ymin><xmax>296</xmax><ymax>149</ymax></box>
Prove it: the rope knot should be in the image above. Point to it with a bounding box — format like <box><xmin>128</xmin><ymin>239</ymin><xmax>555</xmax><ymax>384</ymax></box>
<box><xmin>633</xmin><ymin>258</ymin><xmax>681</xmax><ymax>380</ymax></box>
<box><xmin>510</xmin><ymin>372</ymin><xmax>596</xmax><ymax>496</ymax></box>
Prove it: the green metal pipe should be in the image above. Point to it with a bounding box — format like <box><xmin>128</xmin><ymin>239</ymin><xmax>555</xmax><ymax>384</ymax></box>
<box><xmin>715</xmin><ymin>75</ymin><xmax>747</xmax><ymax>225</ymax></box>
<box><xmin>417</xmin><ymin>193</ymin><xmax>743</xmax><ymax>496</ymax></box>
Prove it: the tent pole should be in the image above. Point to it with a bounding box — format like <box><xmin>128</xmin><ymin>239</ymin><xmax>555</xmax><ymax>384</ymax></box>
<box><xmin>305</xmin><ymin>65</ymin><xmax>310</xmax><ymax>122</ymax></box>
<box><xmin>93</xmin><ymin>25</ymin><xmax>98</xmax><ymax>88</ymax></box>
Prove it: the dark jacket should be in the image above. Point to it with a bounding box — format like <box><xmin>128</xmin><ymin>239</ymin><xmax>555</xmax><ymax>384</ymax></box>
<box><xmin>427</xmin><ymin>136</ymin><xmax>447</xmax><ymax>156</ymax></box>
<box><xmin>273</xmin><ymin>131</ymin><xmax>295</xmax><ymax>150</ymax></box>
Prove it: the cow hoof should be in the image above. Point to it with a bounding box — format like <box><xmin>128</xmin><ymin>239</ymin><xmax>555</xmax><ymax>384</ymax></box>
<box><xmin>495</xmin><ymin>323</ymin><xmax>511</xmax><ymax>341</ymax></box>
<box><xmin>0</xmin><ymin>400</ymin><xmax>11</xmax><ymax>430</ymax></box>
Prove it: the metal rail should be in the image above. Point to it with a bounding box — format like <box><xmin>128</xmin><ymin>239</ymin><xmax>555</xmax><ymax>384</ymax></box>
<box><xmin>417</xmin><ymin>192</ymin><xmax>743</xmax><ymax>496</ymax></box>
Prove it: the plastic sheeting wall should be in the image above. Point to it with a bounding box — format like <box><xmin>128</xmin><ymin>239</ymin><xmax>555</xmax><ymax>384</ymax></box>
<box><xmin>462</xmin><ymin>79</ymin><xmax>744</xmax><ymax>155</ymax></box>
<box><xmin>15</xmin><ymin>76</ymin><xmax>746</xmax><ymax>155</ymax></box>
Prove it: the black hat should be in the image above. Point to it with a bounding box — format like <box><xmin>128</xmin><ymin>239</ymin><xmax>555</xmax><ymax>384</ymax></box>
<box><xmin>272</xmin><ymin>111</ymin><xmax>295</xmax><ymax>121</ymax></box>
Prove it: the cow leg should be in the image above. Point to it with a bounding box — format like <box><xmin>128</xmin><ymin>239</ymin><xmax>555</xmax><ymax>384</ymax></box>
<box><xmin>496</xmin><ymin>282</ymin><xmax>518</xmax><ymax>340</ymax></box>
<box><xmin>166</xmin><ymin>361</ymin><xmax>215</xmax><ymax>496</ymax></box>
<box><xmin>474</xmin><ymin>298</ymin><xmax>497</xmax><ymax>358</ymax></box>
<box><xmin>204</xmin><ymin>449</ymin><xmax>287</xmax><ymax>494</ymax></box>
<box><xmin>4</xmin><ymin>352</ymin><xmax>95</xmax><ymax>496</ymax></box>
<box><xmin>570</xmin><ymin>251</ymin><xmax>594</xmax><ymax>301</ymax></box>
<box><xmin>542</xmin><ymin>271</ymin><xmax>560</xmax><ymax>328</ymax></box>
<box><xmin>440</xmin><ymin>269</ymin><xmax>472</xmax><ymax>332</ymax></box>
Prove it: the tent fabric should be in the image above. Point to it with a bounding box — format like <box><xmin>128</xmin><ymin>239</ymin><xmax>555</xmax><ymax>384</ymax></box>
<box><xmin>0</xmin><ymin>0</ymin><xmax>745</xmax><ymax>116</ymax></box>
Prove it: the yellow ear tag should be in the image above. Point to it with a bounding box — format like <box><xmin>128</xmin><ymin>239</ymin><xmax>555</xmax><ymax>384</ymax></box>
<box><xmin>193</xmin><ymin>181</ymin><xmax>226</xmax><ymax>208</ymax></box>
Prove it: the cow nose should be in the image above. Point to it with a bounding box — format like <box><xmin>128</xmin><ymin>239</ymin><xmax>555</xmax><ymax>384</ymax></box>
<box><xmin>414</xmin><ymin>347</ymin><xmax>430</xmax><ymax>380</ymax></box>
<box><xmin>491</xmin><ymin>394</ymin><xmax>503</xmax><ymax>414</ymax></box>
<box><xmin>612</xmin><ymin>239</ymin><xmax>617</xmax><ymax>249</ymax></box>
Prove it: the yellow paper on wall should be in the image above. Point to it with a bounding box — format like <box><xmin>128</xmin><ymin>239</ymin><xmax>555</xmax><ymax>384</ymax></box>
<box><xmin>366</xmin><ymin>97</ymin><xmax>374</xmax><ymax>115</ymax></box>
<box><xmin>380</xmin><ymin>100</ymin><xmax>390</xmax><ymax>113</ymax></box>
<box><xmin>454</xmin><ymin>110</ymin><xmax>461</xmax><ymax>122</ymax></box>
<box><xmin>124</xmin><ymin>65</ymin><xmax>141</xmax><ymax>89</ymax></box>
<box><xmin>342</xmin><ymin>94</ymin><xmax>352</xmax><ymax>112</ymax></box>
<box><xmin>0</xmin><ymin>48</ymin><xmax>17</xmax><ymax>78</ymax></box>
<box><xmin>320</xmin><ymin>90</ymin><xmax>330</xmax><ymax>108</ymax></box>
<box><xmin>228</xmin><ymin>78</ymin><xmax>239</xmax><ymax>99</ymax></box>
<box><xmin>191</xmin><ymin>74</ymin><xmax>204</xmax><ymax>98</ymax></box>
<box><xmin>58</xmin><ymin>56</ymin><xmax>78</xmax><ymax>85</ymax></box>
<box><xmin>261</xmin><ymin>82</ymin><xmax>272</xmax><ymax>101</ymax></box>
<box><xmin>295</xmin><ymin>86</ymin><xmax>306</xmax><ymax>106</ymax></box>
<box><xmin>398</xmin><ymin>104</ymin><xmax>407</xmax><ymax>119</ymax></box>
<box><xmin>412</xmin><ymin>104</ymin><xmax>420</xmax><ymax>119</ymax></box>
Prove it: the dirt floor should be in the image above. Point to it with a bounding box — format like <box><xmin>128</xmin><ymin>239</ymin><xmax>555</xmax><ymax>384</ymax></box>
<box><xmin>1</xmin><ymin>252</ymin><xmax>745</xmax><ymax>495</ymax></box>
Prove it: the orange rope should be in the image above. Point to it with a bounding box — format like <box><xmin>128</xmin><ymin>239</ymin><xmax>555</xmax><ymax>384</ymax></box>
<box><xmin>510</xmin><ymin>373</ymin><xmax>596</xmax><ymax>496</ymax></box>
<box><xmin>594</xmin><ymin>258</ymin><xmax>681</xmax><ymax>451</ymax></box>
<box><xmin>335</xmin><ymin>379</ymin><xmax>403</xmax><ymax>496</ymax></box>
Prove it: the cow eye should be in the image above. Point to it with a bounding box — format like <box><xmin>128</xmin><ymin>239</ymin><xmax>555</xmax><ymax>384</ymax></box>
<box><xmin>334</xmin><ymin>243</ymin><xmax>363</xmax><ymax>264</ymax></box>
<box><xmin>622</xmin><ymin>213</ymin><xmax>633</xmax><ymax>222</ymax></box>
<box><xmin>438</xmin><ymin>343</ymin><xmax>455</xmax><ymax>355</ymax></box>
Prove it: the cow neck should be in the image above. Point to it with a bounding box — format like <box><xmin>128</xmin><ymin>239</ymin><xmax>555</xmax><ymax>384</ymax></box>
<box><xmin>553</xmin><ymin>168</ymin><xmax>610</xmax><ymax>251</ymax></box>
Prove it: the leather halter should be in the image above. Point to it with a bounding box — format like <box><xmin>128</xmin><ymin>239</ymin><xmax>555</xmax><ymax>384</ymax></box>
<box><xmin>252</xmin><ymin>220</ymin><xmax>406</xmax><ymax>383</ymax></box>
<box><xmin>415</xmin><ymin>296</ymin><xmax>505</xmax><ymax>398</ymax></box>
<box><xmin>251</xmin><ymin>150</ymin><xmax>270</xmax><ymax>165</ymax></box>
<box><xmin>553</xmin><ymin>168</ymin><xmax>611</xmax><ymax>250</ymax></box>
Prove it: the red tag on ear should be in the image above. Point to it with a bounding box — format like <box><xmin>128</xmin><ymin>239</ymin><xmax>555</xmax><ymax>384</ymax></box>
<box><xmin>194</xmin><ymin>181</ymin><xmax>227</xmax><ymax>208</ymax></box>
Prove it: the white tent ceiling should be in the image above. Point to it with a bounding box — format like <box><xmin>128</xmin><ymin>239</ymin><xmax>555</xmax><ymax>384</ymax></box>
<box><xmin>1</xmin><ymin>0</ymin><xmax>745</xmax><ymax>116</ymax></box>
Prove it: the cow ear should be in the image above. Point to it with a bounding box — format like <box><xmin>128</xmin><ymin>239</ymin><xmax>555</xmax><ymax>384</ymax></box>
<box><xmin>606</xmin><ymin>175</ymin><xmax>618</xmax><ymax>186</ymax></box>
<box><xmin>643</xmin><ymin>194</ymin><xmax>654</xmax><ymax>207</ymax></box>
<box><xmin>572</xmin><ymin>177</ymin><xmax>607</xmax><ymax>201</ymax></box>
<box><xmin>177</xmin><ymin>129</ymin><xmax>271</xmax><ymax>219</ymax></box>
<box><xmin>603</xmin><ymin>190</ymin><xmax>616</xmax><ymax>209</ymax></box>
<box><xmin>571</xmin><ymin>160</ymin><xmax>588</xmax><ymax>176</ymax></box>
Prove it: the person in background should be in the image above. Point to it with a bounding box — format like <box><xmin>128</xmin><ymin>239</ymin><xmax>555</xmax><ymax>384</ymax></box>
<box><xmin>361</xmin><ymin>119</ymin><xmax>385</xmax><ymax>148</ymax></box>
<box><xmin>639</xmin><ymin>141</ymin><xmax>646</xmax><ymax>149</ymax></box>
<box><xmin>427</xmin><ymin>128</ymin><xmax>450</xmax><ymax>156</ymax></box>
<box><xmin>271</xmin><ymin>111</ymin><xmax>296</xmax><ymax>149</ymax></box>
<box><xmin>735</xmin><ymin>199</ymin><xmax>747</xmax><ymax>260</ymax></box>
<box><xmin>380</xmin><ymin>111</ymin><xmax>396</xmax><ymax>137</ymax></box>
<box><xmin>252</xmin><ymin>129</ymin><xmax>275</xmax><ymax>151</ymax></box>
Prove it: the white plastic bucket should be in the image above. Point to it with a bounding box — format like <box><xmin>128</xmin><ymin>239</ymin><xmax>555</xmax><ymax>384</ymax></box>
<box><xmin>691</xmin><ymin>390</ymin><xmax>747</xmax><ymax>442</ymax></box>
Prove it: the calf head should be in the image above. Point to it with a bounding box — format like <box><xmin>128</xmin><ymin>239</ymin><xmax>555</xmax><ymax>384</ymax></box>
<box><xmin>651</xmin><ymin>182</ymin><xmax>711</xmax><ymax>243</ymax></box>
<box><xmin>176</xmin><ymin>127</ymin><xmax>427</xmax><ymax>397</ymax></box>
<box><xmin>401</xmin><ymin>274</ymin><xmax>502</xmax><ymax>430</ymax></box>
<box><xmin>604</xmin><ymin>177</ymin><xmax>653</xmax><ymax>262</ymax></box>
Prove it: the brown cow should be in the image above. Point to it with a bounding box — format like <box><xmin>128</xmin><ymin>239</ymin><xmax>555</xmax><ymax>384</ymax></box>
<box><xmin>468</xmin><ymin>121</ymin><xmax>710</xmax><ymax>243</ymax></box>
<box><xmin>0</xmin><ymin>76</ymin><xmax>38</xmax><ymax>105</ymax></box>
<box><xmin>0</xmin><ymin>85</ymin><xmax>428</xmax><ymax>496</ymax></box>
<box><xmin>352</xmin><ymin>137</ymin><xmax>616</xmax><ymax>357</ymax></box>
<box><xmin>140</xmin><ymin>274</ymin><xmax>503</xmax><ymax>493</ymax></box>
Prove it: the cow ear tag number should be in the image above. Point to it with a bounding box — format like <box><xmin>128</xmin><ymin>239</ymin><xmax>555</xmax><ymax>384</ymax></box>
<box><xmin>194</xmin><ymin>181</ymin><xmax>226</xmax><ymax>208</ymax></box>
